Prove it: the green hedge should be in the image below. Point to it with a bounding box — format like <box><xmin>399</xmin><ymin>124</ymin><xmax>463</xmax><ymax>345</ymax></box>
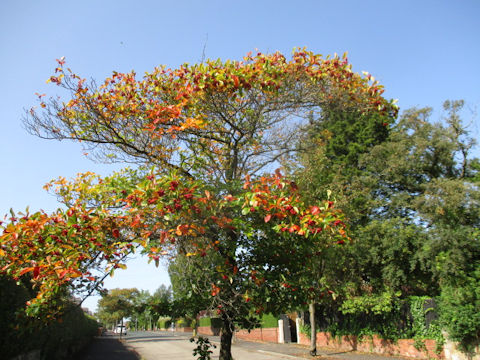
<box><xmin>198</xmin><ymin>315</ymin><xmax>277</xmax><ymax>329</ymax></box>
<box><xmin>158</xmin><ymin>318</ymin><xmax>172</xmax><ymax>329</ymax></box>
<box><xmin>0</xmin><ymin>276</ymin><xmax>99</xmax><ymax>359</ymax></box>
<box><xmin>176</xmin><ymin>317</ymin><xmax>195</xmax><ymax>328</ymax></box>
<box><xmin>261</xmin><ymin>313</ymin><xmax>279</xmax><ymax>328</ymax></box>
<box><xmin>198</xmin><ymin>317</ymin><xmax>222</xmax><ymax>328</ymax></box>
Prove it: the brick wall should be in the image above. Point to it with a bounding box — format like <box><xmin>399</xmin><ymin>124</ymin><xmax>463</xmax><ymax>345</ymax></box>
<box><xmin>197</xmin><ymin>326</ymin><xmax>221</xmax><ymax>336</ymax></box>
<box><xmin>235</xmin><ymin>328</ymin><xmax>278</xmax><ymax>343</ymax></box>
<box><xmin>298</xmin><ymin>332</ymin><xmax>443</xmax><ymax>359</ymax></box>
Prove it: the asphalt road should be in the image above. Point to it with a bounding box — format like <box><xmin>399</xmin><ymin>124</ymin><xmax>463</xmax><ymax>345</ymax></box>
<box><xmin>77</xmin><ymin>331</ymin><xmax>407</xmax><ymax>360</ymax></box>
<box><xmin>124</xmin><ymin>331</ymin><xmax>304</xmax><ymax>359</ymax></box>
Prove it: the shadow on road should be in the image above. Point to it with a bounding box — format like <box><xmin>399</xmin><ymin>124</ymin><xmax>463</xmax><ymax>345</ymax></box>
<box><xmin>75</xmin><ymin>335</ymin><xmax>140</xmax><ymax>360</ymax></box>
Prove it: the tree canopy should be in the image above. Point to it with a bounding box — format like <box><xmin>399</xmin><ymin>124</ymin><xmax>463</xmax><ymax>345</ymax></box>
<box><xmin>1</xmin><ymin>49</ymin><xmax>397</xmax><ymax>360</ymax></box>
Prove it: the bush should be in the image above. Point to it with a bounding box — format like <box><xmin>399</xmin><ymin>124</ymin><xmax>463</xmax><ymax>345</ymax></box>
<box><xmin>439</xmin><ymin>274</ymin><xmax>480</xmax><ymax>352</ymax></box>
<box><xmin>41</xmin><ymin>303</ymin><xmax>99</xmax><ymax>359</ymax></box>
<box><xmin>0</xmin><ymin>275</ymin><xmax>99</xmax><ymax>359</ymax></box>
<box><xmin>158</xmin><ymin>318</ymin><xmax>171</xmax><ymax>329</ymax></box>
<box><xmin>198</xmin><ymin>317</ymin><xmax>222</xmax><ymax>329</ymax></box>
<box><xmin>261</xmin><ymin>313</ymin><xmax>278</xmax><ymax>328</ymax></box>
<box><xmin>198</xmin><ymin>317</ymin><xmax>212</xmax><ymax>327</ymax></box>
<box><xmin>176</xmin><ymin>317</ymin><xmax>195</xmax><ymax>328</ymax></box>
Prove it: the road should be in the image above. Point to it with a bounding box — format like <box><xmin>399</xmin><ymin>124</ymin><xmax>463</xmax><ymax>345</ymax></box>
<box><xmin>77</xmin><ymin>331</ymin><xmax>407</xmax><ymax>360</ymax></box>
<box><xmin>123</xmin><ymin>331</ymin><xmax>308</xmax><ymax>359</ymax></box>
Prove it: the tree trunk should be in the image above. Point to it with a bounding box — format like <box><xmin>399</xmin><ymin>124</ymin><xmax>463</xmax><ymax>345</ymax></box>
<box><xmin>219</xmin><ymin>314</ymin><xmax>234</xmax><ymax>360</ymax></box>
<box><xmin>309</xmin><ymin>301</ymin><xmax>317</xmax><ymax>356</ymax></box>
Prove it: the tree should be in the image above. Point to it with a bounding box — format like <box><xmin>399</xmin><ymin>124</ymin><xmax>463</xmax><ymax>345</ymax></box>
<box><xmin>285</xmin><ymin>89</ymin><xmax>395</xmax><ymax>355</ymax></box>
<box><xmin>1</xmin><ymin>49</ymin><xmax>395</xmax><ymax>360</ymax></box>
<box><xmin>97</xmin><ymin>288</ymin><xmax>139</xmax><ymax>333</ymax></box>
<box><xmin>351</xmin><ymin>100</ymin><xmax>479</xmax><ymax>347</ymax></box>
<box><xmin>129</xmin><ymin>289</ymin><xmax>153</xmax><ymax>331</ymax></box>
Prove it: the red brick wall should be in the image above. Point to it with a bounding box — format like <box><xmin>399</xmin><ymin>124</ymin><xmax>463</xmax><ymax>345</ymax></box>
<box><xmin>235</xmin><ymin>328</ymin><xmax>278</xmax><ymax>343</ymax></box>
<box><xmin>197</xmin><ymin>326</ymin><xmax>221</xmax><ymax>336</ymax></box>
<box><xmin>298</xmin><ymin>332</ymin><xmax>444</xmax><ymax>359</ymax></box>
<box><xmin>177</xmin><ymin>327</ymin><xmax>193</xmax><ymax>333</ymax></box>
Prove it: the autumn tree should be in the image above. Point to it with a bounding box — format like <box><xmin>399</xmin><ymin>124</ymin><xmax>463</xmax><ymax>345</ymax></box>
<box><xmin>1</xmin><ymin>49</ymin><xmax>396</xmax><ymax>360</ymax></box>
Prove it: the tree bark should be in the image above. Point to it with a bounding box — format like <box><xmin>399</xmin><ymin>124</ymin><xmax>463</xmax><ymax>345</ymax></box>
<box><xmin>219</xmin><ymin>314</ymin><xmax>234</xmax><ymax>360</ymax></box>
<box><xmin>309</xmin><ymin>301</ymin><xmax>317</xmax><ymax>356</ymax></box>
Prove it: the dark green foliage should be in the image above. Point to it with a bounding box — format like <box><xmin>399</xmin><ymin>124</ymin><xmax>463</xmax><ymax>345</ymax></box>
<box><xmin>198</xmin><ymin>317</ymin><xmax>223</xmax><ymax>329</ymax></box>
<box><xmin>293</xmin><ymin>100</ymin><xmax>480</xmax><ymax>350</ymax></box>
<box><xmin>41</xmin><ymin>303</ymin><xmax>99</xmax><ymax>359</ymax></box>
<box><xmin>437</xmin><ymin>229</ymin><xmax>480</xmax><ymax>351</ymax></box>
<box><xmin>439</xmin><ymin>278</ymin><xmax>480</xmax><ymax>352</ymax></box>
<box><xmin>0</xmin><ymin>276</ymin><xmax>98</xmax><ymax>359</ymax></box>
<box><xmin>260</xmin><ymin>313</ymin><xmax>279</xmax><ymax>328</ymax></box>
<box><xmin>352</xmin><ymin>219</ymin><xmax>436</xmax><ymax>295</ymax></box>
<box><xmin>0</xmin><ymin>275</ymin><xmax>36</xmax><ymax>359</ymax></box>
<box><xmin>302</xmin><ymin>296</ymin><xmax>442</xmax><ymax>346</ymax></box>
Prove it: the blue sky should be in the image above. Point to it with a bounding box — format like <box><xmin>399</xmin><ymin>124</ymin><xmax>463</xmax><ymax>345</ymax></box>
<box><xmin>1</xmin><ymin>0</ymin><xmax>479</xmax><ymax>312</ymax></box>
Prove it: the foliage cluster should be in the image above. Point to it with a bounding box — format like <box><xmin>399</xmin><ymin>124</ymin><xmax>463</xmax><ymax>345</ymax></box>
<box><xmin>301</xmin><ymin>296</ymin><xmax>443</xmax><ymax>348</ymax></box>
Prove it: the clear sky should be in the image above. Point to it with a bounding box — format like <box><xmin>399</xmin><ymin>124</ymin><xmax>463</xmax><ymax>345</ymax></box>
<box><xmin>1</xmin><ymin>0</ymin><xmax>479</xmax><ymax>312</ymax></box>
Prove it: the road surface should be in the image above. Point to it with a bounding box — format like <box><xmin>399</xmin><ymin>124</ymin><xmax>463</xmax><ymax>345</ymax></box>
<box><xmin>124</xmin><ymin>331</ymin><xmax>307</xmax><ymax>359</ymax></box>
<box><xmin>77</xmin><ymin>331</ymin><xmax>407</xmax><ymax>360</ymax></box>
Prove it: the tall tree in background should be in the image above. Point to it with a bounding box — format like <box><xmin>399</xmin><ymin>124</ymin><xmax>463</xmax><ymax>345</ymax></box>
<box><xmin>295</xmin><ymin>98</ymin><xmax>479</xmax><ymax>348</ymax></box>
<box><xmin>360</xmin><ymin>100</ymin><xmax>480</xmax><ymax>347</ymax></box>
<box><xmin>287</xmin><ymin>89</ymin><xmax>395</xmax><ymax>354</ymax></box>
<box><xmin>97</xmin><ymin>288</ymin><xmax>139</xmax><ymax>332</ymax></box>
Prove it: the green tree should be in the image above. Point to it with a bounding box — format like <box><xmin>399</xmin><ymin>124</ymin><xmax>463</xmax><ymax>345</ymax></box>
<box><xmin>97</xmin><ymin>288</ymin><xmax>139</xmax><ymax>333</ymax></box>
<box><xmin>358</xmin><ymin>100</ymin><xmax>480</xmax><ymax>347</ymax></box>
<box><xmin>287</xmin><ymin>101</ymin><xmax>395</xmax><ymax>354</ymax></box>
<box><xmin>169</xmin><ymin>253</ymin><xmax>215</xmax><ymax>320</ymax></box>
<box><xmin>290</xmin><ymin>99</ymin><xmax>479</xmax><ymax>350</ymax></box>
<box><xmin>130</xmin><ymin>289</ymin><xmax>153</xmax><ymax>331</ymax></box>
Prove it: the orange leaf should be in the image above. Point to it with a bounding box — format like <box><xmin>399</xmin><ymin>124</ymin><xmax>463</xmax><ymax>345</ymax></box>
<box><xmin>264</xmin><ymin>214</ymin><xmax>272</xmax><ymax>223</ymax></box>
<box><xmin>18</xmin><ymin>267</ymin><xmax>34</xmax><ymax>277</ymax></box>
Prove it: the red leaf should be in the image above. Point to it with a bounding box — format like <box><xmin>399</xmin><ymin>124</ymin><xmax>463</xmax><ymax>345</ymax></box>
<box><xmin>112</xmin><ymin>229</ymin><xmax>120</xmax><ymax>238</ymax></box>
<box><xmin>264</xmin><ymin>214</ymin><xmax>272</xmax><ymax>223</ymax></box>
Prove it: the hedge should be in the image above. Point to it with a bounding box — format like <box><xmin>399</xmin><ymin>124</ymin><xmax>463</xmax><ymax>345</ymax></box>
<box><xmin>0</xmin><ymin>276</ymin><xmax>99</xmax><ymax>359</ymax></box>
<box><xmin>261</xmin><ymin>313</ymin><xmax>279</xmax><ymax>328</ymax></box>
<box><xmin>198</xmin><ymin>317</ymin><xmax>222</xmax><ymax>329</ymax></box>
<box><xmin>198</xmin><ymin>314</ymin><xmax>278</xmax><ymax>329</ymax></box>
